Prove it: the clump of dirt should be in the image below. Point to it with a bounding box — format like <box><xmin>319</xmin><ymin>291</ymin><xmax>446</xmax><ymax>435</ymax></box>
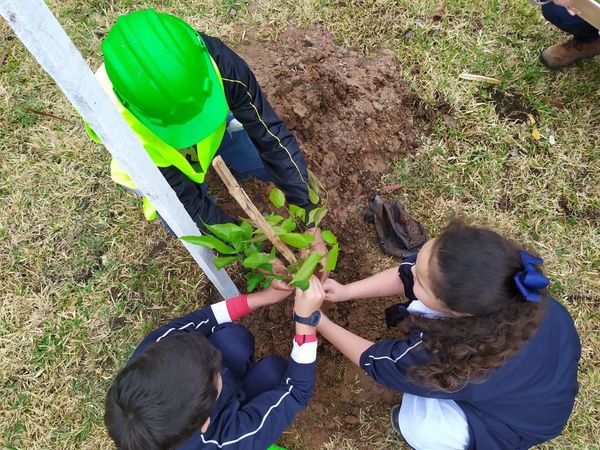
<box><xmin>233</xmin><ymin>28</ymin><xmax>427</xmax><ymax>224</ymax></box>
<box><xmin>208</xmin><ymin>28</ymin><xmax>432</xmax><ymax>447</ymax></box>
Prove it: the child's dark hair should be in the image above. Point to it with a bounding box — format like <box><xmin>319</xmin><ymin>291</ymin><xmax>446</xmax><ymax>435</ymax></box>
<box><xmin>401</xmin><ymin>220</ymin><xmax>546</xmax><ymax>392</ymax></box>
<box><xmin>104</xmin><ymin>333</ymin><xmax>222</xmax><ymax>450</ymax></box>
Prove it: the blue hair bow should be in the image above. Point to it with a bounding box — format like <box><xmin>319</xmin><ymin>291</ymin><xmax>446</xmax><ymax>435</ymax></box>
<box><xmin>513</xmin><ymin>250</ymin><xmax>549</xmax><ymax>303</ymax></box>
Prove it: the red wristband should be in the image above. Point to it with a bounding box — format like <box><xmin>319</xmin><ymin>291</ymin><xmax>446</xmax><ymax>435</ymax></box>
<box><xmin>294</xmin><ymin>333</ymin><xmax>318</xmax><ymax>346</ymax></box>
<box><xmin>226</xmin><ymin>294</ymin><xmax>250</xmax><ymax>321</ymax></box>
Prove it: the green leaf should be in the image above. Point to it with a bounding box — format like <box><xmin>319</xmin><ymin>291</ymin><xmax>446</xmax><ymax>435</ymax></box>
<box><xmin>321</xmin><ymin>229</ymin><xmax>337</xmax><ymax>245</ymax></box>
<box><xmin>308</xmin><ymin>187</ymin><xmax>319</xmax><ymax>205</ymax></box>
<box><xmin>261</xmin><ymin>278</ymin><xmax>274</xmax><ymax>289</ymax></box>
<box><xmin>213</xmin><ymin>255</ymin><xmax>239</xmax><ymax>270</ymax></box>
<box><xmin>291</xmin><ymin>252</ymin><xmax>322</xmax><ymax>284</ymax></box>
<box><xmin>244</xmin><ymin>243</ymin><xmax>259</xmax><ymax>257</ymax></box>
<box><xmin>181</xmin><ymin>235</ymin><xmax>236</xmax><ymax>254</ymax></box>
<box><xmin>279</xmin><ymin>233</ymin><xmax>315</xmax><ymax>249</ymax></box>
<box><xmin>291</xmin><ymin>279</ymin><xmax>310</xmax><ymax>291</ymax></box>
<box><xmin>256</xmin><ymin>263</ymin><xmax>274</xmax><ymax>273</ymax></box>
<box><xmin>246</xmin><ymin>273</ymin><xmax>263</xmax><ymax>292</ymax></box>
<box><xmin>268</xmin><ymin>188</ymin><xmax>286</xmax><ymax>208</ymax></box>
<box><xmin>240</xmin><ymin>220</ymin><xmax>253</xmax><ymax>240</ymax></box>
<box><xmin>281</xmin><ymin>218</ymin><xmax>297</xmax><ymax>232</ymax></box>
<box><xmin>265</xmin><ymin>214</ymin><xmax>284</xmax><ymax>226</ymax></box>
<box><xmin>307</xmin><ymin>207</ymin><xmax>328</xmax><ymax>227</ymax></box>
<box><xmin>243</xmin><ymin>252</ymin><xmax>273</xmax><ymax>269</ymax></box>
<box><xmin>309</xmin><ymin>169</ymin><xmax>326</xmax><ymax>190</ymax></box>
<box><xmin>205</xmin><ymin>223</ymin><xmax>244</xmax><ymax>245</ymax></box>
<box><xmin>288</xmin><ymin>204</ymin><xmax>306</xmax><ymax>222</ymax></box>
<box><xmin>324</xmin><ymin>243</ymin><xmax>339</xmax><ymax>271</ymax></box>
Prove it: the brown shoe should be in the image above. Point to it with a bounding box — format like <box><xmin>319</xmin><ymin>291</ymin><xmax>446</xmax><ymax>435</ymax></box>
<box><xmin>541</xmin><ymin>38</ymin><xmax>600</xmax><ymax>68</ymax></box>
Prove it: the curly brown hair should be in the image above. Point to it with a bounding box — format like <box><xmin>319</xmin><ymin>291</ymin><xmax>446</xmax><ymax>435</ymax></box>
<box><xmin>400</xmin><ymin>221</ymin><xmax>547</xmax><ymax>392</ymax></box>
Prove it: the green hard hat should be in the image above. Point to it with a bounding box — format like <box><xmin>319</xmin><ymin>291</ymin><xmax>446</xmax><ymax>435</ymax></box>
<box><xmin>101</xmin><ymin>9</ymin><xmax>228</xmax><ymax>149</ymax></box>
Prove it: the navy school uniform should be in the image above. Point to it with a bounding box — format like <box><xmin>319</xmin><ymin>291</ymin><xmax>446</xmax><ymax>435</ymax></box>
<box><xmin>128</xmin><ymin>300</ymin><xmax>317</xmax><ymax>449</ymax></box>
<box><xmin>360</xmin><ymin>254</ymin><xmax>581</xmax><ymax>449</ymax></box>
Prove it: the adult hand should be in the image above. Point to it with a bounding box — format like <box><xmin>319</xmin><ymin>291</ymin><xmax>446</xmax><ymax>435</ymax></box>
<box><xmin>552</xmin><ymin>0</ymin><xmax>576</xmax><ymax>15</ymax></box>
<box><xmin>305</xmin><ymin>227</ymin><xmax>330</xmax><ymax>282</ymax></box>
<box><xmin>323</xmin><ymin>278</ymin><xmax>353</xmax><ymax>302</ymax></box>
<box><xmin>294</xmin><ymin>275</ymin><xmax>325</xmax><ymax>317</ymax></box>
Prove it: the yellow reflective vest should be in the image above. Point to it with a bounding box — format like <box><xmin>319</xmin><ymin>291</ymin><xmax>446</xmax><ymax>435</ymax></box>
<box><xmin>86</xmin><ymin>60</ymin><xmax>228</xmax><ymax>220</ymax></box>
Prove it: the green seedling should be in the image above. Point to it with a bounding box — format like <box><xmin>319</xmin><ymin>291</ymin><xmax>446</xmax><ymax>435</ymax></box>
<box><xmin>182</xmin><ymin>182</ymin><xmax>338</xmax><ymax>292</ymax></box>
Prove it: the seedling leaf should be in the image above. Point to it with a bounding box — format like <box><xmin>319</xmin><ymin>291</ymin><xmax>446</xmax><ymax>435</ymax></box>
<box><xmin>213</xmin><ymin>255</ymin><xmax>239</xmax><ymax>270</ymax></box>
<box><xmin>268</xmin><ymin>188</ymin><xmax>286</xmax><ymax>208</ymax></box>
<box><xmin>247</xmin><ymin>273</ymin><xmax>263</xmax><ymax>292</ymax></box>
<box><xmin>205</xmin><ymin>223</ymin><xmax>244</xmax><ymax>245</ymax></box>
<box><xmin>265</xmin><ymin>214</ymin><xmax>284</xmax><ymax>226</ymax></box>
<box><xmin>292</xmin><ymin>279</ymin><xmax>310</xmax><ymax>291</ymax></box>
<box><xmin>280</xmin><ymin>233</ymin><xmax>315</xmax><ymax>249</ymax></box>
<box><xmin>308</xmin><ymin>207</ymin><xmax>327</xmax><ymax>228</ymax></box>
<box><xmin>321</xmin><ymin>229</ymin><xmax>337</xmax><ymax>245</ymax></box>
<box><xmin>324</xmin><ymin>243</ymin><xmax>339</xmax><ymax>271</ymax></box>
<box><xmin>243</xmin><ymin>252</ymin><xmax>273</xmax><ymax>269</ymax></box>
<box><xmin>240</xmin><ymin>220</ymin><xmax>253</xmax><ymax>239</ymax></box>
<box><xmin>308</xmin><ymin>187</ymin><xmax>319</xmax><ymax>205</ymax></box>
<box><xmin>291</xmin><ymin>252</ymin><xmax>322</xmax><ymax>284</ymax></box>
<box><xmin>289</xmin><ymin>204</ymin><xmax>306</xmax><ymax>222</ymax></box>
<box><xmin>181</xmin><ymin>235</ymin><xmax>236</xmax><ymax>254</ymax></box>
<box><xmin>281</xmin><ymin>218</ymin><xmax>297</xmax><ymax>232</ymax></box>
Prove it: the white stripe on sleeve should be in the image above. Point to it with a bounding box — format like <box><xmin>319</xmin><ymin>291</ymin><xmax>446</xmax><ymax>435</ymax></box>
<box><xmin>211</xmin><ymin>301</ymin><xmax>232</xmax><ymax>325</ymax></box>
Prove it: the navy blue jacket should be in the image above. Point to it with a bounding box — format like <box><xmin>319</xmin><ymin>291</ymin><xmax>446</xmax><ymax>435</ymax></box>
<box><xmin>129</xmin><ymin>302</ymin><xmax>316</xmax><ymax>449</ymax></box>
<box><xmin>360</xmin><ymin>255</ymin><xmax>581</xmax><ymax>449</ymax></box>
<box><xmin>159</xmin><ymin>32</ymin><xmax>313</xmax><ymax>233</ymax></box>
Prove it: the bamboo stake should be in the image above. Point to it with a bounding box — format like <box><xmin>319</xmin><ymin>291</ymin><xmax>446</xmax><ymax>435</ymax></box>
<box><xmin>212</xmin><ymin>156</ymin><xmax>298</xmax><ymax>265</ymax></box>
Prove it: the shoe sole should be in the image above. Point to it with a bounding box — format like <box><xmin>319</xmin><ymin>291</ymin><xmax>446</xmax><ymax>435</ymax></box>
<box><xmin>540</xmin><ymin>48</ymin><xmax>600</xmax><ymax>69</ymax></box>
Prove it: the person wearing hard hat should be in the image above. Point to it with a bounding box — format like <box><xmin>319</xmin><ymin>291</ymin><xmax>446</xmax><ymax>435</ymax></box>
<box><xmin>87</xmin><ymin>8</ymin><xmax>328</xmax><ymax>274</ymax></box>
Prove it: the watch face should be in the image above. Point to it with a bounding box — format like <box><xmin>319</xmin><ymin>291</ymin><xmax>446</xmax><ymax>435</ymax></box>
<box><xmin>310</xmin><ymin>310</ymin><xmax>321</xmax><ymax>326</ymax></box>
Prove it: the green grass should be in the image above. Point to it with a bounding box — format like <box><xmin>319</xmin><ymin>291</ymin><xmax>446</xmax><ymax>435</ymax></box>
<box><xmin>1</xmin><ymin>0</ymin><xmax>598</xmax><ymax>448</ymax></box>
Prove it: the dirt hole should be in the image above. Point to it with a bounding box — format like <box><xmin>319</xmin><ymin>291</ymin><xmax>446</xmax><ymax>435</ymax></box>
<box><xmin>481</xmin><ymin>88</ymin><xmax>539</xmax><ymax>124</ymax></box>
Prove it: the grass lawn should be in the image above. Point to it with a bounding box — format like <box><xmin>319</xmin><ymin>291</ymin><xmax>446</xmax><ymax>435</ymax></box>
<box><xmin>1</xmin><ymin>0</ymin><xmax>598</xmax><ymax>448</ymax></box>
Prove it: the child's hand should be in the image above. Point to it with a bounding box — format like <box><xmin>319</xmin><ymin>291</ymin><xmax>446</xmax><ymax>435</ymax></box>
<box><xmin>294</xmin><ymin>276</ymin><xmax>325</xmax><ymax>317</ymax></box>
<box><xmin>323</xmin><ymin>278</ymin><xmax>352</xmax><ymax>302</ymax></box>
<box><xmin>267</xmin><ymin>258</ymin><xmax>294</xmax><ymax>292</ymax></box>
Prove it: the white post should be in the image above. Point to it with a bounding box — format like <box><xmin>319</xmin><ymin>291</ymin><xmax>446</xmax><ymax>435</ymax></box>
<box><xmin>1</xmin><ymin>0</ymin><xmax>239</xmax><ymax>299</ymax></box>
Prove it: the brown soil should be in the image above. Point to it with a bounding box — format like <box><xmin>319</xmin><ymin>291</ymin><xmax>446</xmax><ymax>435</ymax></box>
<box><xmin>206</xmin><ymin>28</ymin><xmax>433</xmax><ymax>448</ymax></box>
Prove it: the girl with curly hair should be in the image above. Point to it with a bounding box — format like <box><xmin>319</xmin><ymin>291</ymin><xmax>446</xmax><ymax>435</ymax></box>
<box><xmin>319</xmin><ymin>221</ymin><xmax>580</xmax><ymax>449</ymax></box>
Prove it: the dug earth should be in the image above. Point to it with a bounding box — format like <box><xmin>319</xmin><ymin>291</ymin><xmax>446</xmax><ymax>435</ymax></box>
<box><xmin>206</xmin><ymin>27</ymin><xmax>440</xmax><ymax>448</ymax></box>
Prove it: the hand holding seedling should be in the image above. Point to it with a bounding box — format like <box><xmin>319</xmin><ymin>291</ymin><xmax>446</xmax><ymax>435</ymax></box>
<box><xmin>323</xmin><ymin>279</ymin><xmax>353</xmax><ymax>302</ymax></box>
<box><xmin>182</xmin><ymin>175</ymin><xmax>339</xmax><ymax>293</ymax></box>
<box><xmin>294</xmin><ymin>276</ymin><xmax>325</xmax><ymax>317</ymax></box>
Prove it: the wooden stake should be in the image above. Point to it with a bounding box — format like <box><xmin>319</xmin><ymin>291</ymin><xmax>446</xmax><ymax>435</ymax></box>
<box><xmin>212</xmin><ymin>156</ymin><xmax>298</xmax><ymax>265</ymax></box>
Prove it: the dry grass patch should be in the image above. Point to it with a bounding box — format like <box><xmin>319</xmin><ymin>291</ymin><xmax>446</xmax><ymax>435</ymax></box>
<box><xmin>1</xmin><ymin>0</ymin><xmax>598</xmax><ymax>448</ymax></box>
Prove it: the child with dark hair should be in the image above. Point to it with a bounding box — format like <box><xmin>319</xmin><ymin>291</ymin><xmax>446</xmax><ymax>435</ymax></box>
<box><xmin>320</xmin><ymin>221</ymin><xmax>580</xmax><ymax>449</ymax></box>
<box><xmin>105</xmin><ymin>276</ymin><xmax>325</xmax><ymax>450</ymax></box>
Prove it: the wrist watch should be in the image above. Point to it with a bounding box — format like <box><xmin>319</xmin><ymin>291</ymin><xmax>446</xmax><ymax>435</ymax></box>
<box><xmin>293</xmin><ymin>310</ymin><xmax>321</xmax><ymax>326</ymax></box>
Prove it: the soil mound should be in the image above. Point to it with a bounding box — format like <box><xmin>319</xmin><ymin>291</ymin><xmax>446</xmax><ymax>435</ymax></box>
<box><xmin>210</xmin><ymin>28</ymin><xmax>430</xmax><ymax>447</ymax></box>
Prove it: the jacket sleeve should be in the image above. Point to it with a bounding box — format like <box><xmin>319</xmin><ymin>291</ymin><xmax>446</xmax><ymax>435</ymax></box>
<box><xmin>200</xmin><ymin>33</ymin><xmax>314</xmax><ymax>213</ymax></box>
<box><xmin>200</xmin><ymin>341</ymin><xmax>317</xmax><ymax>449</ymax></box>
<box><xmin>158</xmin><ymin>165</ymin><xmax>235</xmax><ymax>233</ymax></box>
<box><xmin>130</xmin><ymin>300</ymin><xmax>234</xmax><ymax>361</ymax></box>
<box><xmin>398</xmin><ymin>253</ymin><xmax>418</xmax><ymax>301</ymax></box>
<box><xmin>359</xmin><ymin>333</ymin><xmax>468</xmax><ymax>399</ymax></box>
